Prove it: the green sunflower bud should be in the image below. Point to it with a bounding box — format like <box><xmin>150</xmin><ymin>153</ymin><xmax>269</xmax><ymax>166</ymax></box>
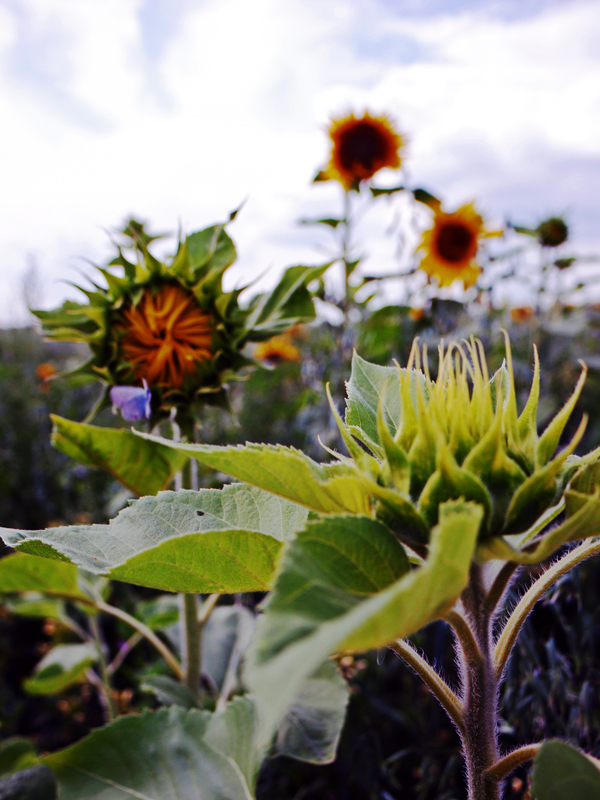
<box><xmin>333</xmin><ymin>334</ymin><xmax>600</xmax><ymax>563</ymax></box>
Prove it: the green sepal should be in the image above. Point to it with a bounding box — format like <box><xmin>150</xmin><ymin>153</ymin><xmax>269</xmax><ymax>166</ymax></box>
<box><xmin>537</xmin><ymin>362</ymin><xmax>587</xmax><ymax>467</ymax></box>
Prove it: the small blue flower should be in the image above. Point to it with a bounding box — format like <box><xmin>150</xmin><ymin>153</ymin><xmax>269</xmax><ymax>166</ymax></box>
<box><xmin>110</xmin><ymin>379</ymin><xmax>152</xmax><ymax>421</ymax></box>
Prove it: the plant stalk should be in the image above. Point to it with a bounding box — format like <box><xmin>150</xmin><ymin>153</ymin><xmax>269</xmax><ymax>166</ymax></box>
<box><xmin>458</xmin><ymin>564</ymin><xmax>501</xmax><ymax>800</ymax></box>
<box><xmin>89</xmin><ymin>615</ymin><xmax>119</xmax><ymax>722</ymax></box>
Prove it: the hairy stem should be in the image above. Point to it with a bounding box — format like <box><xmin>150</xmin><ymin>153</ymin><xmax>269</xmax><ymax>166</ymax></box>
<box><xmin>444</xmin><ymin>609</ymin><xmax>482</xmax><ymax>667</ymax></box>
<box><xmin>459</xmin><ymin>564</ymin><xmax>500</xmax><ymax>800</ymax></box>
<box><xmin>494</xmin><ymin>538</ymin><xmax>600</xmax><ymax>679</ymax></box>
<box><xmin>96</xmin><ymin>599</ymin><xmax>183</xmax><ymax>680</ymax></box>
<box><xmin>484</xmin><ymin>743</ymin><xmax>542</xmax><ymax>781</ymax></box>
<box><xmin>389</xmin><ymin>638</ymin><xmax>464</xmax><ymax>734</ymax></box>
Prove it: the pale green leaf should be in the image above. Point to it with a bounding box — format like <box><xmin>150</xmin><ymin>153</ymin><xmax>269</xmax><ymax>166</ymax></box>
<box><xmin>205</xmin><ymin>697</ymin><xmax>263</xmax><ymax>791</ymax></box>
<box><xmin>201</xmin><ymin>606</ymin><xmax>255</xmax><ymax>694</ymax></box>
<box><xmin>0</xmin><ymin>553</ymin><xmax>89</xmax><ymax>604</ymax></box>
<box><xmin>532</xmin><ymin>740</ymin><xmax>600</xmax><ymax>800</ymax></box>
<box><xmin>24</xmin><ymin>644</ymin><xmax>98</xmax><ymax>695</ymax></box>
<box><xmin>273</xmin><ymin>660</ymin><xmax>348</xmax><ymax>765</ymax></box>
<box><xmin>44</xmin><ymin>707</ymin><xmax>254</xmax><ymax>800</ymax></box>
<box><xmin>132</xmin><ymin>435</ymin><xmax>373</xmax><ymax>515</ymax></box>
<box><xmin>246</xmin><ymin>501</ymin><xmax>482</xmax><ymax>741</ymax></box>
<box><xmin>51</xmin><ymin>415</ymin><xmax>189</xmax><ymax>496</ymax></box>
<box><xmin>345</xmin><ymin>353</ymin><xmax>402</xmax><ymax>445</ymax></box>
<box><xmin>0</xmin><ymin>485</ymin><xmax>309</xmax><ymax>594</ymax></box>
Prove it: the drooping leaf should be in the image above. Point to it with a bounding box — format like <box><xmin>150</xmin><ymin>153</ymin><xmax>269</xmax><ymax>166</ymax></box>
<box><xmin>51</xmin><ymin>415</ymin><xmax>189</xmax><ymax>496</ymax></box>
<box><xmin>201</xmin><ymin>605</ymin><xmax>255</xmax><ymax>695</ymax></box>
<box><xmin>24</xmin><ymin>644</ymin><xmax>98</xmax><ymax>695</ymax></box>
<box><xmin>532</xmin><ymin>740</ymin><xmax>600</xmax><ymax>800</ymax></box>
<box><xmin>44</xmin><ymin>706</ymin><xmax>254</xmax><ymax>800</ymax></box>
<box><xmin>272</xmin><ymin>660</ymin><xmax>348</xmax><ymax>765</ymax></box>
<box><xmin>133</xmin><ymin>434</ymin><xmax>373</xmax><ymax>515</ymax></box>
<box><xmin>244</xmin><ymin>264</ymin><xmax>329</xmax><ymax>333</ymax></box>
<box><xmin>0</xmin><ymin>485</ymin><xmax>309</xmax><ymax>594</ymax></box>
<box><xmin>246</xmin><ymin>501</ymin><xmax>482</xmax><ymax>741</ymax></box>
<box><xmin>0</xmin><ymin>553</ymin><xmax>90</xmax><ymax>605</ymax></box>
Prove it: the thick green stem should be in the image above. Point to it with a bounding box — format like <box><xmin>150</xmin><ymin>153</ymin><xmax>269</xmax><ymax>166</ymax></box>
<box><xmin>181</xmin><ymin>593</ymin><xmax>201</xmax><ymax>698</ymax></box>
<box><xmin>458</xmin><ymin>564</ymin><xmax>501</xmax><ymax>800</ymax></box>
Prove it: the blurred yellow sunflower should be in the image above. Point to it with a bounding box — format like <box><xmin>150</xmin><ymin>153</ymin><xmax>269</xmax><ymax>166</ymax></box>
<box><xmin>117</xmin><ymin>284</ymin><xmax>213</xmax><ymax>388</ymax></box>
<box><xmin>323</xmin><ymin>112</ymin><xmax>404</xmax><ymax>190</ymax></box>
<box><xmin>417</xmin><ymin>203</ymin><xmax>502</xmax><ymax>289</ymax></box>
<box><xmin>254</xmin><ymin>334</ymin><xmax>301</xmax><ymax>364</ymax></box>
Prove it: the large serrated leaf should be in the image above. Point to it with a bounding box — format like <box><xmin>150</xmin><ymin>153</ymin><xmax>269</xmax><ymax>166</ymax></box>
<box><xmin>133</xmin><ymin>435</ymin><xmax>373</xmax><ymax>515</ymax></box>
<box><xmin>43</xmin><ymin>706</ymin><xmax>254</xmax><ymax>800</ymax></box>
<box><xmin>0</xmin><ymin>553</ymin><xmax>89</xmax><ymax>604</ymax></box>
<box><xmin>52</xmin><ymin>415</ymin><xmax>189</xmax><ymax>496</ymax></box>
<box><xmin>0</xmin><ymin>485</ymin><xmax>309</xmax><ymax>594</ymax></box>
<box><xmin>532</xmin><ymin>740</ymin><xmax>600</xmax><ymax>800</ymax></box>
<box><xmin>246</xmin><ymin>501</ymin><xmax>482</xmax><ymax>741</ymax></box>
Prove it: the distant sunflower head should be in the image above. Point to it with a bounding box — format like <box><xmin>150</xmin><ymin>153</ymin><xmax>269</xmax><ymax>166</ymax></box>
<box><xmin>538</xmin><ymin>217</ymin><xmax>568</xmax><ymax>247</ymax></box>
<box><xmin>254</xmin><ymin>334</ymin><xmax>301</xmax><ymax>365</ymax></box>
<box><xmin>116</xmin><ymin>284</ymin><xmax>213</xmax><ymax>389</ymax></box>
<box><xmin>323</xmin><ymin>112</ymin><xmax>404</xmax><ymax>190</ymax></box>
<box><xmin>417</xmin><ymin>203</ymin><xmax>502</xmax><ymax>289</ymax></box>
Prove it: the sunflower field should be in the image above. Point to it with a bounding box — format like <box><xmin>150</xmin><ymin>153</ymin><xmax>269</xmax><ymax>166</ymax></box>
<box><xmin>1</xmin><ymin>112</ymin><xmax>600</xmax><ymax>800</ymax></box>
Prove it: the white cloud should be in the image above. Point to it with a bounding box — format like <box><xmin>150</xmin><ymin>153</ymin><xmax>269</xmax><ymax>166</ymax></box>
<box><xmin>0</xmin><ymin>0</ymin><xmax>598</xmax><ymax>324</ymax></box>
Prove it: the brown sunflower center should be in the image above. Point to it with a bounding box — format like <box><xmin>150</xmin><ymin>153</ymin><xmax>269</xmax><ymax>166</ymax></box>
<box><xmin>337</xmin><ymin>120</ymin><xmax>391</xmax><ymax>173</ymax></box>
<box><xmin>116</xmin><ymin>284</ymin><xmax>213</xmax><ymax>389</ymax></box>
<box><xmin>434</xmin><ymin>222</ymin><xmax>476</xmax><ymax>264</ymax></box>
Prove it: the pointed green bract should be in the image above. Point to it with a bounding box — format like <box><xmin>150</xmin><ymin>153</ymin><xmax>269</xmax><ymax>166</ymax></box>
<box><xmin>246</xmin><ymin>501</ymin><xmax>482</xmax><ymax>741</ymax></box>
<box><xmin>52</xmin><ymin>415</ymin><xmax>189</xmax><ymax>496</ymax></box>
<box><xmin>0</xmin><ymin>485</ymin><xmax>309</xmax><ymax>593</ymax></box>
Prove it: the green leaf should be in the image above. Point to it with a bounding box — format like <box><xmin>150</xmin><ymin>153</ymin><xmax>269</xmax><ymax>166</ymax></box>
<box><xmin>5</xmin><ymin>596</ymin><xmax>66</xmax><ymax>620</ymax></box>
<box><xmin>187</xmin><ymin>225</ymin><xmax>236</xmax><ymax>274</ymax></box>
<box><xmin>273</xmin><ymin>660</ymin><xmax>348</xmax><ymax>765</ymax></box>
<box><xmin>51</xmin><ymin>415</ymin><xmax>189</xmax><ymax>496</ymax></box>
<box><xmin>0</xmin><ymin>553</ymin><xmax>89</xmax><ymax>604</ymax></box>
<box><xmin>133</xmin><ymin>434</ymin><xmax>373</xmax><ymax>515</ymax></box>
<box><xmin>0</xmin><ymin>739</ymin><xmax>38</xmax><ymax>777</ymax></box>
<box><xmin>370</xmin><ymin>186</ymin><xmax>404</xmax><ymax>197</ymax></box>
<box><xmin>136</xmin><ymin>595</ymin><xmax>180</xmax><ymax>630</ymax></box>
<box><xmin>412</xmin><ymin>188</ymin><xmax>441</xmax><ymax>208</ymax></box>
<box><xmin>345</xmin><ymin>353</ymin><xmax>402</xmax><ymax>446</ymax></box>
<box><xmin>44</xmin><ymin>706</ymin><xmax>255</xmax><ymax>800</ymax></box>
<box><xmin>24</xmin><ymin>644</ymin><xmax>98</xmax><ymax>695</ymax></box>
<box><xmin>299</xmin><ymin>218</ymin><xmax>343</xmax><ymax>228</ymax></box>
<box><xmin>140</xmin><ymin>675</ymin><xmax>200</xmax><ymax>709</ymax></box>
<box><xmin>244</xmin><ymin>264</ymin><xmax>328</xmax><ymax>333</ymax></box>
<box><xmin>0</xmin><ymin>485</ymin><xmax>309</xmax><ymax>593</ymax></box>
<box><xmin>0</xmin><ymin>766</ymin><xmax>57</xmax><ymax>800</ymax></box>
<box><xmin>246</xmin><ymin>501</ymin><xmax>482</xmax><ymax>741</ymax></box>
<box><xmin>532</xmin><ymin>740</ymin><xmax>600</xmax><ymax>800</ymax></box>
<box><xmin>205</xmin><ymin>697</ymin><xmax>264</xmax><ymax>791</ymax></box>
<box><xmin>201</xmin><ymin>606</ymin><xmax>255</xmax><ymax>694</ymax></box>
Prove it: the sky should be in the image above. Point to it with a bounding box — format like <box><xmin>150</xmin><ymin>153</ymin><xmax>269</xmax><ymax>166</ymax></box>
<box><xmin>0</xmin><ymin>0</ymin><xmax>599</xmax><ymax>324</ymax></box>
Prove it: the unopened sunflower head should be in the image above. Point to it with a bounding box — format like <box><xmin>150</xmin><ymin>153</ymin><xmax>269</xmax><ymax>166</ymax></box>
<box><xmin>327</xmin><ymin>335</ymin><xmax>600</xmax><ymax>563</ymax></box>
<box><xmin>33</xmin><ymin>216</ymin><xmax>324</xmax><ymax>425</ymax></box>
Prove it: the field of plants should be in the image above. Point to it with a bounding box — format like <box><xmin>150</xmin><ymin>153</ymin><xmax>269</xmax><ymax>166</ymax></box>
<box><xmin>1</xmin><ymin>113</ymin><xmax>600</xmax><ymax>800</ymax></box>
